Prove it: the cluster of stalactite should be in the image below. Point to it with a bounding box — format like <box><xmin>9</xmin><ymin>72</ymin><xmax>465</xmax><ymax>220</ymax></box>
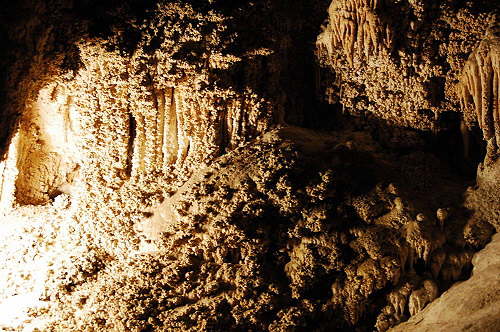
<box><xmin>317</xmin><ymin>0</ymin><xmax>393</xmax><ymax>66</ymax></box>
<box><xmin>315</xmin><ymin>0</ymin><xmax>491</xmax><ymax>131</ymax></box>
<box><xmin>0</xmin><ymin>1</ymin><xmax>498</xmax><ymax>331</ymax></box>
<box><xmin>457</xmin><ymin>15</ymin><xmax>500</xmax><ymax>162</ymax></box>
<box><xmin>0</xmin><ymin>2</ymin><xmax>281</xmax><ymax>210</ymax></box>
<box><xmin>72</xmin><ymin>41</ymin><xmax>274</xmax><ymax>182</ymax></box>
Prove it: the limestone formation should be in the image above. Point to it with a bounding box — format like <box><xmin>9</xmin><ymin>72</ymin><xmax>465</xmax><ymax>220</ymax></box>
<box><xmin>390</xmin><ymin>233</ymin><xmax>500</xmax><ymax>332</ymax></box>
<box><xmin>316</xmin><ymin>0</ymin><xmax>491</xmax><ymax>130</ymax></box>
<box><xmin>436</xmin><ymin>208</ymin><xmax>449</xmax><ymax>229</ymax></box>
<box><xmin>317</xmin><ymin>0</ymin><xmax>393</xmax><ymax>66</ymax></box>
<box><xmin>408</xmin><ymin>280</ymin><xmax>438</xmax><ymax>316</ymax></box>
<box><xmin>0</xmin><ymin>1</ymin><xmax>498</xmax><ymax>331</ymax></box>
<box><xmin>457</xmin><ymin>15</ymin><xmax>500</xmax><ymax>162</ymax></box>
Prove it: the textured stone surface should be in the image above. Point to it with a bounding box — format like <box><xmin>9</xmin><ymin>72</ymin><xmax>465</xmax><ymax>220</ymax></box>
<box><xmin>1</xmin><ymin>127</ymin><xmax>494</xmax><ymax>331</ymax></box>
<box><xmin>390</xmin><ymin>232</ymin><xmax>500</xmax><ymax>332</ymax></box>
<box><xmin>0</xmin><ymin>1</ymin><xmax>498</xmax><ymax>331</ymax></box>
<box><xmin>316</xmin><ymin>0</ymin><xmax>493</xmax><ymax>130</ymax></box>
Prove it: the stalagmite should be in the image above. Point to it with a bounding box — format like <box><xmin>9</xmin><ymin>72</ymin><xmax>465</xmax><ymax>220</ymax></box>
<box><xmin>436</xmin><ymin>208</ymin><xmax>449</xmax><ymax>229</ymax></box>
<box><xmin>408</xmin><ymin>280</ymin><xmax>438</xmax><ymax>316</ymax></box>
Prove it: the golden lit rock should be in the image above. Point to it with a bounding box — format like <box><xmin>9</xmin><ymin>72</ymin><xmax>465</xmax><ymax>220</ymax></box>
<box><xmin>0</xmin><ymin>1</ymin><xmax>498</xmax><ymax>331</ymax></box>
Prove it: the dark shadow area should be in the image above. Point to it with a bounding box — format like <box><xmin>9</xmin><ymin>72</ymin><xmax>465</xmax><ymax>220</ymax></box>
<box><xmin>318</xmin><ymin>105</ymin><xmax>486</xmax><ymax>185</ymax></box>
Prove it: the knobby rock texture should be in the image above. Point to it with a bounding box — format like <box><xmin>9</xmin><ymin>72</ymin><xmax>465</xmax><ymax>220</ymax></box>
<box><xmin>0</xmin><ymin>1</ymin><xmax>498</xmax><ymax>331</ymax></box>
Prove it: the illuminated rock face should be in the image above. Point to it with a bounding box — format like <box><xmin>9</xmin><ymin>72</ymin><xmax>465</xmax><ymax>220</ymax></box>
<box><xmin>1</xmin><ymin>2</ymin><xmax>281</xmax><ymax>208</ymax></box>
<box><xmin>71</xmin><ymin>40</ymin><xmax>275</xmax><ymax>181</ymax></box>
<box><xmin>28</xmin><ymin>127</ymin><xmax>496</xmax><ymax>331</ymax></box>
<box><xmin>15</xmin><ymin>83</ymin><xmax>80</xmax><ymax>205</ymax></box>
<box><xmin>0</xmin><ymin>1</ymin><xmax>498</xmax><ymax>332</ymax></box>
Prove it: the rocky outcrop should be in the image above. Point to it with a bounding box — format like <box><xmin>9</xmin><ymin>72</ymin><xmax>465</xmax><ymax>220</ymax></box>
<box><xmin>0</xmin><ymin>0</ymin><xmax>325</xmax><ymax>209</ymax></box>
<box><xmin>14</xmin><ymin>83</ymin><xmax>80</xmax><ymax>205</ymax></box>
<box><xmin>465</xmin><ymin>159</ymin><xmax>500</xmax><ymax>231</ymax></box>
<box><xmin>26</xmin><ymin>127</ymin><xmax>491</xmax><ymax>331</ymax></box>
<box><xmin>390</xmin><ymin>232</ymin><xmax>500</xmax><ymax>332</ymax></box>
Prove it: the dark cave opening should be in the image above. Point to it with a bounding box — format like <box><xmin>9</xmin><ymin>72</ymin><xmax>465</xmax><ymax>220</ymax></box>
<box><xmin>413</xmin><ymin>258</ymin><xmax>427</xmax><ymax>275</ymax></box>
<box><xmin>431</xmin><ymin>111</ymin><xmax>487</xmax><ymax>180</ymax></box>
<box><xmin>326</xmin><ymin>107</ymin><xmax>487</xmax><ymax>186</ymax></box>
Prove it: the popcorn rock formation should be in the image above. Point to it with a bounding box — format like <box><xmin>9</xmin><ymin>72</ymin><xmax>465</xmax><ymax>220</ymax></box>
<box><xmin>390</xmin><ymin>232</ymin><xmax>500</xmax><ymax>332</ymax></box>
<box><xmin>316</xmin><ymin>0</ymin><xmax>492</xmax><ymax>130</ymax></box>
<box><xmin>7</xmin><ymin>127</ymin><xmax>493</xmax><ymax>331</ymax></box>
<box><xmin>0</xmin><ymin>0</ymin><xmax>498</xmax><ymax>331</ymax></box>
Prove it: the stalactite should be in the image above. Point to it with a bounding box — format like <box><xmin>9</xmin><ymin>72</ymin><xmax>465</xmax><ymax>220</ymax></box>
<box><xmin>457</xmin><ymin>15</ymin><xmax>500</xmax><ymax>160</ymax></box>
<box><xmin>175</xmin><ymin>89</ymin><xmax>189</xmax><ymax>168</ymax></box>
<box><xmin>126</xmin><ymin>112</ymin><xmax>136</xmax><ymax>178</ymax></box>
<box><xmin>143</xmin><ymin>100</ymin><xmax>159</xmax><ymax>174</ymax></box>
<box><xmin>165</xmin><ymin>87</ymin><xmax>178</xmax><ymax>167</ymax></box>
<box><xmin>319</xmin><ymin>0</ymin><xmax>392</xmax><ymax>66</ymax></box>
<box><xmin>132</xmin><ymin>113</ymin><xmax>146</xmax><ymax>177</ymax></box>
<box><xmin>155</xmin><ymin>88</ymin><xmax>166</xmax><ymax>169</ymax></box>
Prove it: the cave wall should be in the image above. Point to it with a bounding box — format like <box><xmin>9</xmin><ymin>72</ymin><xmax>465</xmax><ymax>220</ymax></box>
<box><xmin>0</xmin><ymin>0</ymin><xmax>498</xmax><ymax>331</ymax></box>
<box><xmin>14</xmin><ymin>82</ymin><xmax>80</xmax><ymax>205</ymax></box>
<box><xmin>2</xmin><ymin>0</ymin><xmax>497</xmax><ymax>211</ymax></box>
<box><xmin>316</xmin><ymin>0</ymin><xmax>494</xmax><ymax>131</ymax></box>
<box><xmin>0</xmin><ymin>0</ymin><xmax>330</xmax><ymax>210</ymax></box>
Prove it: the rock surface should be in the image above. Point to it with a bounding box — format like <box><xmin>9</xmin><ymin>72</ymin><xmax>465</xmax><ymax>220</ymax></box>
<box><xmin>390</xmin><ymin>232</ymin><xmax>500</xmax><ymax>332</ymax></box>
<box><xmin>0</xmin><ymin>1</ymin><xmax>498</xmax><ymax>331</ymax></box>
<box><xmin>316</xmin><ymin>0</ymin><xmax>497</xmax><ymax>133</ymax></box>
<box><xmin>457</xmin><ymin>15</ymin><xmax>500</xmax><ymax>162</ymax></box>
<box><xmin>1</xmin><ymin>126</ymin><xmax>496</xmax><ymax>331</ymax></box>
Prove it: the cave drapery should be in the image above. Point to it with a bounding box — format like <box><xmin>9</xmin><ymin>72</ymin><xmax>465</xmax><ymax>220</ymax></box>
<box><xmin>0</xmin><ymin>1</ymin><xmax>499</xmax><ymax>331</ymax></box>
